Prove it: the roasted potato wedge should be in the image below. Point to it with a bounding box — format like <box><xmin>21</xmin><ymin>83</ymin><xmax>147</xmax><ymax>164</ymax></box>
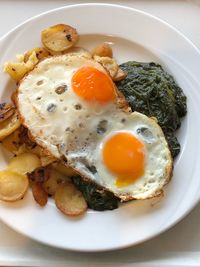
<box><xmin>43</xmin><ymin>168</ymin><xmax>68</xmax><ymax>196</ymax></box>
<box><xmin>24</xmin><ymin>47</ymin><xmax>50</xmax><ymax>62</ymax></box>
<box><xmin>42</xmin><ymin>24</ymin><xmax>79</xmax><ymax>52</ymax></box>
<box><xmin>0</xmin><ymin>170</ymin><xmax>28</xmax><ymax>202</ymax></box>
<box><xmin>91</xmin><ymin>43</ymin><xmax>113</xmax><ymax>58</ymax></box>
<box><xmin>0</xmin><ymin>111</ymin><xmax>21</xmax><ymax>141</ymax></box>
<box><xmin>23</xmin><ymin>51</ymin><xmax>39</xmax><ymax>70</ymax></box>
<box><xmin>55</xmin><ymin>182</ymin><xmax>87</xmax><ymax>216</ymax></box>
<box><xmin>113</xmin><ymin>68</ymin><xmax>127</xmax><ymax>81</ymax></box>
<box><xmin>93</xmin><ymin>56</ymin><xmax>118</xmax><ymax>79</ymax></box>
<box><xmin>4</xmin><ymin>52</ymin><xmax>39</xmax><ymax>82</ymax></box>
<box><xmin>27</xmin><ymin>167</ymin><xmax>49</xmax><ymax>185</ymax></box>
<box><xmin>0</xmin><ymin>103</ymin><xmax>15</xmax><ymax>122</ymax></box>
<box><xmin>8</xmin><ymin>152</ymin><xmax>41</xmax><ymax>175</ymax></box>
<box><xmin>53</xmin><ymin>162</ymin><xmax>78</xmax><ymax>177</ymax></box>
<box><xmin>4</xmin><ymin>62</ymin><xmax>28</xmax><ymax>82</ymax></box>
<box><xmin>31</xmin><ymin>182</ymin><xmax>48</xmax><ymax>206</ymax></box>
<box><xmin>1</xmin><ymin>128</ymin><xmax>21</xmax><ymax>153</ymax></box>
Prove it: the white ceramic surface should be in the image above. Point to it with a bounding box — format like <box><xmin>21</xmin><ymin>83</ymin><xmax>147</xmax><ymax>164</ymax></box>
<box><xmin>0</xmin><ymin>3</ymin><xmax>200</xmax><ymax>252</ymax></box>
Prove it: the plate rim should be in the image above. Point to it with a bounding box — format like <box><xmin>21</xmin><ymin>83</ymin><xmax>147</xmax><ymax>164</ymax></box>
<box><xmin>1</xmin><ymin>3</ymin><xmax>200</xmax><ymax>252</ymax></box>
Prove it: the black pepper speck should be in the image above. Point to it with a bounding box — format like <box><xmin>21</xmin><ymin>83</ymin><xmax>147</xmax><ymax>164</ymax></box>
<box><xmin>47</xmin><ymin>103</ymin><xmax>56</xmax><ymax>112</ymax></box>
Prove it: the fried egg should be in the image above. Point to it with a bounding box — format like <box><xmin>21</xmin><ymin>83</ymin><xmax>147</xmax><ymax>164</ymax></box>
<box><xmin>17</xmin><ymin>53</ymin><xmax>126</xmax><ymax>156</ymax></box>
<box><xmin>17</xmin><ymin>53</ymin><xmax>172</xmax><ymax>200</ymax></box>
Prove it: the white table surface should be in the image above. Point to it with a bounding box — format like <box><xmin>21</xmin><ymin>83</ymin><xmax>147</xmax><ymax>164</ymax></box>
<box><xmin>1</xmin><ymin>1</ymin><xmax>200</xmax><ymax>266</ymax></box>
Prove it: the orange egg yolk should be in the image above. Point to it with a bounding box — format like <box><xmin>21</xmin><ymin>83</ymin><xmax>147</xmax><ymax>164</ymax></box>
<box><xmin>72</xmin><ymin>66</ymin><xmax>117</xmax><ymax>103</ymax></box>
<box><xmin>102</xmin><ymin>132</ymin><xmax>145</xmax><ymax>187</ymax></box>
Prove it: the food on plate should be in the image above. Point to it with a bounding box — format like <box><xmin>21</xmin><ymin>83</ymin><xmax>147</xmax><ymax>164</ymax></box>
<box><xmin>40</xmin><ymin>153</ymin><xmax>56</xmax><ymax>167</ymax></box>
<box><xmin>55</xmin><ymin>181</ymin><xmax>87</xmax><ymax>216</ymax></box>
<box><xmin>91</xmin><ymin>43</ymin><xmax>113</xmax><ymax>58</ymax></box>
<box><xmin>0</xmin><ymin>170</ymin><xmax>28</xmax><ymax>201</ymax></box>
<box><xmin>0</xmin><ymin>110</ymin><xmax>21</xmax><ymax>141</ymax></box>
<box><xmin>1</xmin><ymin>128</ymin><xmax>21</xmax><ymax>153</ymax></box>
<box><xmin>28</xmin><ymin>167</ymin><xmax>49</xmax><ymax>183</ymax></box>
<box><xmin>53</xmin><ymin>162</ymin><xmax>78</xmax><ymax>177</ymax></box>
<box><xmin>91</xmin><ymin>43</ymin><xmax>126</xmax><ymax>81</ymax></box>
<box><xmin>94</xmin><ymin>55</ymin><xmax>126</xmax><ymax>82</ymax></box>
<box><xmin>43</xmin><ymin>168</ymin><xmax>68</xmax><ymax>196</ymax></box>
<box><xmin>8</xmin><ymin>152</ymin><xmax>41</xmax><ymax>175</ymax></box>
<box><xmin>16</xmin><ymin>53</ymin><xmax>128</xmax><ymax>158</ymax></box>
<box><xmin>93</xmin><ymin>55</ymin><xmax>119</xmax><ymax>79</ymax></box>
<box><xmin>112</xmin><ymin>68</ymin><xmax>127</xmax><ymax>82</ymax></box>
<box><xmin>27</xmin><ymin>165</ymin><xmax>86</xmax><ymax>214</ymax></box>
<box><xmin>31</xmin><ymin>182</ymin><xmax>48</xmax><ymax>206</ymax></box>
<box><xmin>4</xmin><ymin>51</ymin><xmax>39</xmax><ymax>82</ymax></box>
<box><xmin>16</xmin><ymin>50</ymin><xmax>172</xmax><ymax>200</ymax></box>
<box><xmin>24</xmin><ymin>47</ymin><xmax>50</xmax><ymax>62</ymax></box>
<box><xmin>0</xmin><ymin>103</ymin><xmax>15</xmax><ymax>122</ymax></box>
<box><xmin>72</xmin><ymin>176</ymin><xmax>119</xmax><ymax>210</ymax></box>
<box><xmin>41</xmin><ymin>24</ymin><xmax>79</xmax><ymax>53</ymax></box>
<box><xmin>0</xmin><ymin>23</ymin><xmax>187</xmax><ymax>217</ymax></box>
<box><xmin>28</xmin><ymin>167</ymin><xmax>49</xmax><ymax>206</ymax></box>
<box><xmin>68</xmin><ymin>111</ymin><xmax>172</xmax><ymax>201</ymax></box>
<box><xmin>1</xmin><ymin>125</ymin><xmax>54</xmax><ymax>158</ymax></box>
<box><xmin>116</xmin><ymin>61</ymin><xmax>187</xmax><ymax>158</ymax></box>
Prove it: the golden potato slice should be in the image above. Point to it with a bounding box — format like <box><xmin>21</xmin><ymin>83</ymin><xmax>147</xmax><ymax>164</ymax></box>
<box><xmin>30</xmin><ymin>145</ymin><xmax>42</xmax><ymax>157</ymax></box>
<box><xmin>4</xmin><ymin>52</ymin><xmax>39</xmax><ymax>82</ymax></box>
<box><xmin>93</xmin><ymin>56</ymin><xmax>118</xmax><ymax>79</ymax></box>
<box><xmin>31</xmin><ymin>146</ymin><xmax>56</xmax><ymax>166</ymax></box>
<box><xmin>53</xmin><ymin>162</ymin><xmax>78</xmax><ymax>177</ymax></box>
<box><xmin>24</xmin><ymin>47</ymin><xmax>50</xmax><ymax>62</ymax></box>
<box><xmin>0</xmin><ymin>170</ymin><xmax>28</xmax><ymax>202</ymax></box>
<box><xmin>91</xmin><ymin>43</ymin><xmax>113</xmax><ymax>58</ymax></box>
<box><xmin>23</xmin><ymin>51</ymin><xmax>39</xmax><ymax>70</ymax></box>
<box><xmin>31</xmin><ymin>182</ymin><xmax>48</xmax><ymax>206</ymax></box>
<box><xmin>16</xmin><ymin>54</ymin><xmax>25</xmax><ymax>63</ymax></box>
<box><xmin>43</xmin><ymin>168</ymin><xmax>68</xmax><ymax>196</ymax></box>
<box><xmin>41</xmin><ymin>24</ymin><xmax>79</xmax><ymax>52</ymax></box>
<box><xmin>1</xmin><ymin>128</ymin><xmax>20</xmax><ymax>153</ymax></box>
<box><xmin>8</xmin><ymin>152</ymin><xmax>41</xmax><ymax>175</ymax></box>
<box><xmin>13</xmin><ymin>144</ymin><xmax>29</xmax><ymax>155</ymax></box>
<box><xmin>2</xmin><ymin>126</ymin><xmax>36</xmax><ymax>155</ymax></box>
<box><xmin>113</xmin><ymin>68</ymin><xmax>127</xmax><ymax>81</ymax></box>
<box><xmin>0</xmin><ymin>103</ymin><xmax>15</xmax><ymax>123</ymax></box>
<box><xmin>4</xmin><ymin>62</ymin><xmax>28</xmax><ymax>82</ymax></box>
<box><xmin>0</xmin><ymin>111</ymin><xmax>21</xmax><ymax>141</ymax></box>
<box><xmin>55</xmin><ymin>182</ymin><xmax>87</xmax><ymax>216</ymax></box>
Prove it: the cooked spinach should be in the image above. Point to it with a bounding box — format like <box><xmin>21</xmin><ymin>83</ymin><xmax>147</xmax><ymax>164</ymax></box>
<box><xmin>72</xmin><ymin>176</ymin><xmax>119</xmax><ymax>211</ymax></box>
<box><xmin>116</xmin><ymin>61</ymin><xmax>187</xmax><ymax>158</ymax></box>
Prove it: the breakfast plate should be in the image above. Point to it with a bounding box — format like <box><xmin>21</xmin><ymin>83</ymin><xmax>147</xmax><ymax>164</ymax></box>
<box><xmin>0</xmin><ymin>3</ymin><xmax>200</xmax><ymax>252</ymax></box>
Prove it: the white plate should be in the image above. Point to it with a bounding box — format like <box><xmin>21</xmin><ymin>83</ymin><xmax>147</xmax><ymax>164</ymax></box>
<box><xmin>0</xmin><ymin>3</ymin><xmax>200</xmax><ymax>252</ymax></box>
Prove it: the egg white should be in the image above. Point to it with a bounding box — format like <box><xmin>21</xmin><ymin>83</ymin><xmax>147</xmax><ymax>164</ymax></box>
<box><xmin>17</xmin><ymin>53</ymin><xmax>172</xmax><ymax>201</ymax></box>
<box><xmin>95</xmin><ymin>112</ymin><xmax>172</xmax><ymax>200</ymax></box>
<box><xmin>61</xmin><ymin>111</ymin><xmax>172</xmax><ymax>200</ymax></box>
<box><xmin>17</xmin><ymin>53</ymin><xmax>119</xmax><ymax>157</ymax></box>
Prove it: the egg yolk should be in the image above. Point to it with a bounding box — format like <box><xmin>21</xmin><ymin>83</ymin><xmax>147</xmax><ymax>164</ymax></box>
<box><xmin>102</xmin><ymin>132</ymin><xmax>145</xmax><ymax>187</ymax></box>
<box><xmin>72</xmin><ymin>66</ymin><xmax>116</xmax><ymax>103</ymax></box>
